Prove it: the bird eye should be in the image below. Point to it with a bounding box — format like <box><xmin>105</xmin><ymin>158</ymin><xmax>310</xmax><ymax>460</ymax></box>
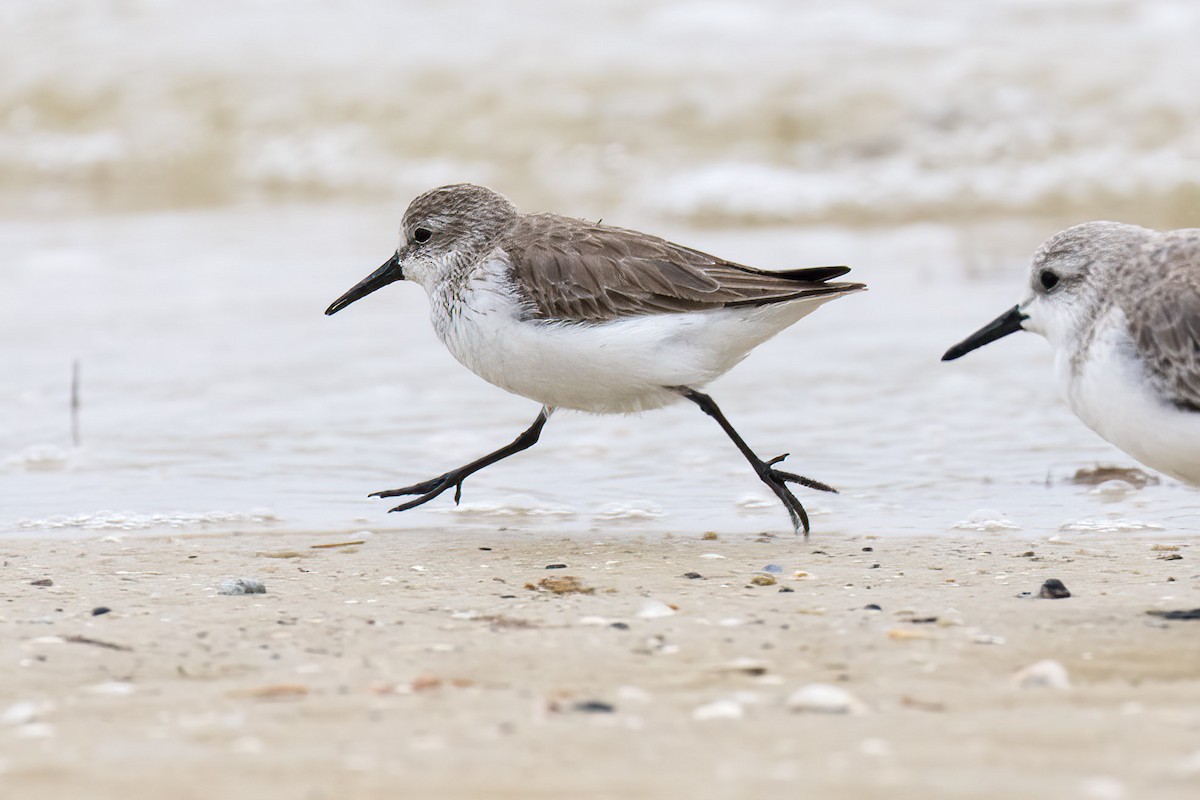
<box><xmin>1040</xmin><ymin>270</ymin><xmax>1060</xmax><ymax>291</ymax></box>
<box><xmin>413</xmin><ymin>227</ymin><xmax>432</xmax><ymax>244</ymax></box>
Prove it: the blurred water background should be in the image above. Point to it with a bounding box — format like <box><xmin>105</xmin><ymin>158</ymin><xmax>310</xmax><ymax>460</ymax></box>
<box><xmin>4</xmin><ymin>0</ymin><xmax>1199</xmax><ymax>538</ymax></box>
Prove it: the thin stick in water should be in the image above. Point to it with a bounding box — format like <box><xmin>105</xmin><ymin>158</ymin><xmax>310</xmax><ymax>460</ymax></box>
<box><xmin>71</xmin><ymin>359</ymin><xmax>81</xmax><ymax>447</ymax></box>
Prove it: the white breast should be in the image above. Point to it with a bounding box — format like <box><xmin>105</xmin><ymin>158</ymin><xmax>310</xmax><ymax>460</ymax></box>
<box><xmin>1062</xmin><ymin>307</ymin><xmax>1200</xmax><ymax>485</ymax></box>
<box><xmin>429</xmin><ymin>255</ymin><xmax>839</xmax><ymax>414</ymax></box>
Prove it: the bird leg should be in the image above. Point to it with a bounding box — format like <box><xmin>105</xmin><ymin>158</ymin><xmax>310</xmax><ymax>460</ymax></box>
<box><xmin>673</xmin><ymin>387</ymin><xmax>836</xmax><ymax>537</ymax></box>
<box><xmin>371</xmin><ymin>407</ymin><xmax>553</xmax><ymax>513</ymax></box>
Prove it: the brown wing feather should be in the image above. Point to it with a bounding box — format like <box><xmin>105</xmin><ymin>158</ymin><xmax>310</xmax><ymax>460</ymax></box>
<box><xmin>1125</xmin><ymin>232</ymin><xmax>1200</xmax><ymax>411</ymax></box>
<box><xmin>503</xmin><ymin>214</ymin><xmax>863</xmax><ymax>322</ymax></box>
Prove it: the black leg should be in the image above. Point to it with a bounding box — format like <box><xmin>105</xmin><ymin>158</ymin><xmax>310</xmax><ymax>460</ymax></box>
<box><xmin>674</xmin><ymin>387</ymin><xmax>836</xmax><ymax>537</ymax></box>
<box><xmin>371</xmin><ymin>407</ymin><xmax>553</xmax><ymax>513</ymax></box>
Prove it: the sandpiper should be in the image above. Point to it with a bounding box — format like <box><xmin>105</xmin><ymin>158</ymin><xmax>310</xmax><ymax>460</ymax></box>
<box><xmin>326</xmin><ymin>184</ymin><xmax>865</xmax><ymax>535</ymax></box>
<box><xmin>943</xmin><ymin>221</ymin><xmax>1200</xmax><ymax>485</ymax></box>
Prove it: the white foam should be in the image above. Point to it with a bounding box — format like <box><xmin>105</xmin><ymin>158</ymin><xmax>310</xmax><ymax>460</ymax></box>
<box><xmin>1059</xmin><ymin>519</ymin><xmax>1166</xmax><ymax>533</ymax></box>
<box><xmin>952</xmin><ymin>509</ymin><xmax>1021</xmax><ymax>532</ymax></box>
<box><xmin>434</xmin><ymin>496</ymin><xmax>575</xmax><ymax>518</ymax></box>
<box><xmin>593</xmin><ymin>503</ymin><xmax>664</xmax><ymax>521</ymax></box>
<box><xmin>15</xmin><ymin>510</ymin><xmax>278</xmax><ymax>531</ymax></box>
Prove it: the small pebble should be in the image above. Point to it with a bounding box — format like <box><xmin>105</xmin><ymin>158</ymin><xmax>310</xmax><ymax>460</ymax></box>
<box><xmin>861</xmin><ymin>546</ymin><xmax>873</xmax><ymax>552</ymax></box>
<box><xmin>711</xmin><ymin>658</ymin><xmax>769</xmax><ymax>676</ymax></box>
<box><xmin>610</xmin><ymin>622</ymin><xmax>630</xmax><ymax>630</ymax></box>
<box><xmin>218</xmin><ymin>578</ymin><xmax>266</xmax><ymax>596</ymax></box>
<box><xmin>887</xmin><ymin>627</ymin><xmax>934</xmax><ymax>641</ymax></box>
<box><xmin>692</xmin><ymin>699</ymin><xmax>744</xmax><ymax>721</ymax></box>
<box><xmin>636</xmin><ymin>600</ymin><xmax>676</xmax><ymax>619</ymax></box>
<box><xmin>1146</xmin><ymin>608</ymin><xmax>1200</xmax><ymax>620</ymax></box>
<box><xmin>786</xmin><ymin>683</ymin><xmax>867</xmax><ymax>715</ymax></box>
<box><xmin>91</xmin><ymin>607</ymin><xmax>111</xmax><ymax>617</ymax></box>
<box><xmin>30</xmin><ymin>579</ymin><xmax>52</xmax><ymax>587</ymax></box>
<box><xmin>1011</xmin><ymin>659</ymin><xmax>1070</xmax><ymax>689</ymax></box>
<box><xmin>682</xmin><ymin>572</ymin><xmax>703</xmax><ymax>580</ymax></box>
<box><xmin>1039</xmin><ymin>578</ymin><xmax>1071</xmax><ymax>599</ymax></box>
<box><xmin>573</xmin><ymin>701</ymin><xmax>615</xmax><ymax>713</ymax></box>
<box><xmin>778</xmin><ymin>587</ymin><xmax>794</xmax><ymax>593</ymax></box>
<box><xmin>545</xmin><ymin>564</ymin><xmax>567</xmax><ymax>570</ymax></box>
<box><xmin>864</xmin><ymin>604</ymin><xmax>882</xmax><ymax>611</ymax></box>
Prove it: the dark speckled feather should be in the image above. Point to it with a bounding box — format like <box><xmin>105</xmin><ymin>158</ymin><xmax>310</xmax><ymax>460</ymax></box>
<box><xmin>501</xmin><ymin>214</ymin><xmax>863</xmax><ymax>323</ymax></box>
<box><xmin>1124</xmin><ymin>231</ymin><xmax>1200</xmax><ymax>411</ymax></box>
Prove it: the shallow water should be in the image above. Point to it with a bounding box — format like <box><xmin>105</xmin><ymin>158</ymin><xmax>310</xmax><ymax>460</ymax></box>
<box><xmin>3</xmin><ymin>208</ymin><xmax>1194</xmax><ymax>538</ymax></box>
<box><xmin>3</xmin><ymin>0</ymin><xmax>1198</xmax><ymax>538</ymax></box>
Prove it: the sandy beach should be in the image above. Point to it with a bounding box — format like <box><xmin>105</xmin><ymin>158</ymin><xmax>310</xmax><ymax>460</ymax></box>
<box><xmin>7</xmin><ymin>2</ymin><xmax>1200</xmax><ymax>797</ymax></box>
<box><xmin>4</xmin><ymin>528</ymin><xmax>1199</xmax><ymax>798</ymax></box>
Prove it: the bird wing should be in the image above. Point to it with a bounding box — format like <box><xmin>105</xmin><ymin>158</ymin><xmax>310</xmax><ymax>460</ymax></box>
<box><xmin>1125</xmin><ymin>233</ymin><xmax>1200</xmax><ymax>411</ymax></box>
<box><xmin>502</xmin><ymin>213</ymin><xmax>863</xmax><ymax>323</ymax></box>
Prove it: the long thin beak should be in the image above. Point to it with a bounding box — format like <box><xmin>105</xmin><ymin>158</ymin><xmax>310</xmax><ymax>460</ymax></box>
<box><xmin>325</xmin><ymin>254</ymin><xmax>403</xmax><ymax>316</ymax></box>
<box><xmin>941</xmin><ymin>305</ymin><xmax>1028</xmax><ymax>361</ymax></box>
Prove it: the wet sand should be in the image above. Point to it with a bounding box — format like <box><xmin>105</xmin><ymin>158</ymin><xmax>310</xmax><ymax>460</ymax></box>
<box><xmin>3</xmin><ymin>529</ymin><xmax>1199</xmax><ymax>798</ymax></box>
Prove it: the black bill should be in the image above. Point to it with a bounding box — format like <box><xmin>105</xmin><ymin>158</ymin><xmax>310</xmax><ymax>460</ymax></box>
<box><xmin>941</xmin><ymin>305</ymin><xmax>1028</xmax><ymax>361</ymax></box>
<box><xmin>325</xmin><ymin>254</ymin><xmax>403</xmax><ymax>316</ymax></box>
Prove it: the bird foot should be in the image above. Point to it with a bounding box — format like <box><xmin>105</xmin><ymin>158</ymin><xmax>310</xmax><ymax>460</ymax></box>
<box><xmin>370</xmin><ymin>471</ymin><xmax>467</xmax><ymax>512</ymax></box>
<box><xmin>755</xmin><ymin>453</ymin><xmax>838</xmax><ymax>538</ymax></box>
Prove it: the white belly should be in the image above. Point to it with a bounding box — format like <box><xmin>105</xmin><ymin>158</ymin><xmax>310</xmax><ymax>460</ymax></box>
<box><xmin>435</xmin><ymin>283</ymin><xmax>838</xmax><ymax>414</ymax></box>
<box><xmin>1062</xmin><ymin>312</ymin><xmax>1200</xmax><ymax>485</ymax></box>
